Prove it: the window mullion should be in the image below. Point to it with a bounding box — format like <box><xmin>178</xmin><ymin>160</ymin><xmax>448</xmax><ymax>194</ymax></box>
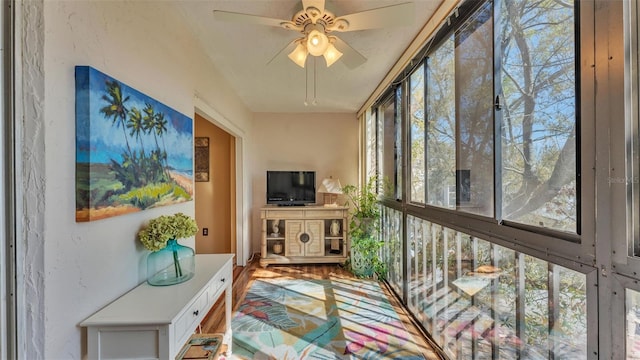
<box><xmin>493</xmin><ymin>0</ymin><xmax>503</xmax><ymax>222</ymax></box>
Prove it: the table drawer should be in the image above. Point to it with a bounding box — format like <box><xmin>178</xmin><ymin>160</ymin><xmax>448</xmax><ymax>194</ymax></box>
<box><xmin>210</xmin><ymin>262</ymin><xmax>232</xmax><ymax>302</ymax></box>
<box><xmin>174</xmin><ymin>288</ymin><xmax>209</xmax><ymax>346</ymax></box>
<box><xmin>304</xmin><ymin>209</ymin><xmax>345</xmax><ymax>218</ymax></box>
<box><xmin>264</xmin><ymin>210</ymin><xmax>305</xmax><ymax>219</ymax></box>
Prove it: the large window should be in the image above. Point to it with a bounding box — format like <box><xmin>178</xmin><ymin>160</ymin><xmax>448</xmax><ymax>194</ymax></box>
<box><xmin>365</xmin><ymin>110</ymin><xmax>377</xmax><ymax>180</ymax></box>
<box><xmin>500</xmin><ymin>0</ymin><xmax>577</xmax><ymax>233</ymax></box>
<box><xmin>378</xmin><ymin>91</ymin><xmax>403</xmax><ymax>199</ymax></box>
<box><xmin>398</xmin><ymin>0</ymin><xmax>578</xmax><ymax>231</ymax></box>
<box><xmin>402</xmin><ymin>212</ymin><xmax>588</xmax><ymax>359</ymax></box>
<box><xmin>359</xmin><ymin>0</ymin><xmax>640</xmax><ymax>357</ymax></box>
<box><xmin>381</xmin><ymin>98</ymin><xmax>396</xmax><ymax>195</ymax></box>
<box><xmin>395</xmin><ymin>87</ymin><xmax>403</xmax><ymax>200</ymax></box>
<box><xmin>424</xmin><ymin>2</ymin><xmax>494</xmax><ymax>216</ymax></box>
<box><xmin>426</xmin><ymin>35</ymin><xmax>456</xmax><ymax>209</ymax></box>
<box><xmin>364</xmin><ymin>0</ymin><xmax>587</xmax><ymax>356</ymax></box>
<box><xmin>409</xmin><ymin>64</ymin><xmax>425</xmax><ymax>203</ymax></box>
<box><xmin>456</xmin><ymin>3</ymin><xmax>494</xmax><ymax>217</ymax></box>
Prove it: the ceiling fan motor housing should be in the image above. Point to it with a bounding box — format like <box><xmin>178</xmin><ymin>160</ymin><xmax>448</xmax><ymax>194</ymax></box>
<box><xmin>291</xmin><ymin>8</ymin><xmax>349</xmax><ymax>34</ymax></box>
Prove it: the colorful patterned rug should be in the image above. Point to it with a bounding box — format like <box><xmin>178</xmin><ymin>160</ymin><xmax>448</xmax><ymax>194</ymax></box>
<box><xmin>230</xmin><ymin>277</ymin><xmax>426</xmax><ymax>359</ymax></box>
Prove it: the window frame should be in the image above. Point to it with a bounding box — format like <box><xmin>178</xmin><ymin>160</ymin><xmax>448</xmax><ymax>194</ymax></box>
<box><xmin>616</xmin><ymin>0</ymin><xmax>640</xmax><ymax>279</ymax></box>
<box><xmin>497</xmin><ymin>0</ymin><xmax>583</xmax><ymax>238</ymax></box>
<box><xmin>371</xmin><ymin>0</ymin><xmax>595</xmax><ymax>268</ymax></box>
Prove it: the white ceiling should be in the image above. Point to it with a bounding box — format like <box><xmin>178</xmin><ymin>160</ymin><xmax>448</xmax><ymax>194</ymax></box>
<box><xmin>175</xmin><ymin>0</ymin><xmax>443</xmax><ymax>113</ymax></box>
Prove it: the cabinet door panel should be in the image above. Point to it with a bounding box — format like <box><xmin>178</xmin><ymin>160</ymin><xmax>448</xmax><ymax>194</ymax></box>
<box><xmin>305</xmin><ymin>220</ymin><xmax>325</xmax><ymax>256</ymax></box>
<box><xmin>286</xmin><ymin>220</ymin><xmax>304</xmax><ymax>256</ymax></box>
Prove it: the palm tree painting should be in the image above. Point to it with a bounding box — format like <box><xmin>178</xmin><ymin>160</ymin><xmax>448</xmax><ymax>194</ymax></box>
<box><xmin>75</xmin><ymin>66</ymin><xmax>193</xmax><ymax>222</ymax></box>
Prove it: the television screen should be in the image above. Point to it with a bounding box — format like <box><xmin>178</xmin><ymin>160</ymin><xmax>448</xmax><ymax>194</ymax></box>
<box><xmin>266</xmin><ymin>171</ymin><xmax>316</xmax><ymax>206</ymax></box>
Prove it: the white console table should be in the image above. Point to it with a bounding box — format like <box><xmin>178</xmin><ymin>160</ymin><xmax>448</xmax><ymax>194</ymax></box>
<box><xmin>81</xmin><ymin>254</ymin><xmax>234</xmax><ymax>360</ymax></box>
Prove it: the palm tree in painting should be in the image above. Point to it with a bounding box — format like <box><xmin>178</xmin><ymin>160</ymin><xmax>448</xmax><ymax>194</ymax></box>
<box><xmin>100</xmin><ymin>80</ymin><xmax>133</xmax><ymax>160</ymax></box>
<box><xmin>142</xmin><ymin>103</ymin><xmax>156</xmax><ymax>144</ymax></box>
<box><xmin>154</xmin><ymin>111</ymin><xmax>172</xmax><ymax>177</ymax></box>
<box><xmin>143</xmin><ymin>103</ymin><xmax>171</xmax><ymax>181</ymax></box>
<box><xmin>127</xmin><ymin>107</ymin><xmax>146</xmax><ymax>156</ymax></box>
<box><xmin>146</xmin><ymin>108</ymin><xmax>161</xmax><ymax>151</ymax></box>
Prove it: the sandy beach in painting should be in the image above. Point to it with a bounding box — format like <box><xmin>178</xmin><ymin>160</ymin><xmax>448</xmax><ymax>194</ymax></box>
<box><xmin>76</xmin><ymin>204</ymin><xmax>141</xmax><ymax>222</ymax></box>
<box><xmin>76</xmin><ymin>170</ymin><xmax>193</xmax><ymax>222</ymax></box>
<box><xmin>169</xmin><ymin>170</ymin><xmax>193</xmax><ymax>196</ymax></box>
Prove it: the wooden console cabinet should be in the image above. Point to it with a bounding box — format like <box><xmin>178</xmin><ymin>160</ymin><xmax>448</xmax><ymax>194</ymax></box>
<box><xmin>260</xmin><ymin>206</ymin><xmax>349</xmax><ymax>267</ymax></box>
<box><xmin>81</xmin><ymin>254</ymin><xmax>233</xmax><ymax>360</ymax></box>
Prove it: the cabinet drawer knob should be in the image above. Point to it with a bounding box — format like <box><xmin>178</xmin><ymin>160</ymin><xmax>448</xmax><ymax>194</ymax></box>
<box><xmin>193</xmin><ymin>310</ymin><xmax>199</xmax><ymax>316</ymax></box>
<box><xmin>221</xmin><ymin>277</ymin><xmax>226</xmax><ymax>283</ymax></box>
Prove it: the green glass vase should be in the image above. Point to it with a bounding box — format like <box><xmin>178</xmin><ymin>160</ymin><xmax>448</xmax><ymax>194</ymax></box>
<box><xmin>147</xmin><ymin>239</ymin><xmax>195</xmax><ymax>286</ymax></box>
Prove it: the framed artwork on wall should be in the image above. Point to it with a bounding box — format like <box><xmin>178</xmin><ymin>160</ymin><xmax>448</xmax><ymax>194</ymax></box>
<box><xmin>75</xmin><ymin>65</ymin><xmax>194</xmax><ymax>222</ymax></box>
<box><xmin>194</xmin><ymin>137</ymin><xmax>210</xmax><ymax>182</ymax></box>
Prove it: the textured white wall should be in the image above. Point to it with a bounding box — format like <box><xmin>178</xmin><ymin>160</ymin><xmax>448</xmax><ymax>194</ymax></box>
<box><xmin>249</xmin><ymin>112</ymin><xmax>359</xmax><ymax>253</ymax></box>
<box><xmin>17</xmin><ymin>1</ymin><xmax>359</xmax><ymax>358</ymax></box>
<box><xmin>17</xmin><ymin>1</ymin><xmax>253</xmax><ymax>359</ymax></box>
<box><xmin>15</xmin><ymin>1</ymin><xmax>46</xmax><ymax>358</ymax></box>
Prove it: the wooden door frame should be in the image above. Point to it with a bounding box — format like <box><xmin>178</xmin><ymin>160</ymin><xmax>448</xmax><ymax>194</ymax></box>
<box><xmin>194</xmin><ymin>99</ymin><xmax>248</xmax><ymax>266</ymax></box>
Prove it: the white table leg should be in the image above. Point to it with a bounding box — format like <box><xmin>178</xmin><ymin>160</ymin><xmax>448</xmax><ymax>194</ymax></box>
<box><xmin>223</xmin><ymin>283</ymin><xmax>233</xmax><ymax>356</ymax></box>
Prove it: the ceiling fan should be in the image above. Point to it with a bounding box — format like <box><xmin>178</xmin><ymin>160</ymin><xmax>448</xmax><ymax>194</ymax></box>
<box><xmin>213</xmin><ymin>0</ymin><xmax>414</xmax><ymax>69</ymax></box>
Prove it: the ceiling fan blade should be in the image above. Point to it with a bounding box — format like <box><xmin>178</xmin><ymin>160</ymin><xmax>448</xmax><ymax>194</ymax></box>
<box><xmin>330</xmin><ymin>2</ymin><xmax>414</xmax><ymax>32</ymax></box>
<box><xmin>266</xmin><ymin>39</ymin><xmax>299</xmax><ymax>66</ymax></box>
<box><xmin>213</xmin><ymin>10</ymin><xmax>295</xmax><ymax>29</ymax></box>
<box><xmin>333</xmin><ymin>37</ymin><xmax>367</xmax><ymax>69</ymax></box>
<box><xmin>302</xmin><ymin>0</ymin><xmax>326</xmax><ymax>18</ymax></box>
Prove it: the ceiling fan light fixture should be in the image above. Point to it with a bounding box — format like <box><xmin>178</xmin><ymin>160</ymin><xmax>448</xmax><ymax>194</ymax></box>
<box><xmin>288</xmin><ymin>41</ymin><xmax>308</xmax><ymax>68</ymax></box>
<box><xmin>306</xmin><ymin>29</ymin><xmax>329</xmax><ymax>56</ymax></box>
<box><xmin>323</xmin><ymin>42</ymin><xmax>343</xmax><ymax>67</ymax></box>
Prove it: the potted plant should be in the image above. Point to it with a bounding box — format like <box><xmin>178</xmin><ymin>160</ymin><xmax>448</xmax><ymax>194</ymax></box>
<box><xmin>342</xmin><ymin>176</ymin><xmax>386</xmax><ymax>279</ymax></box>
<box><xmin>138</xmin><ymin>212</ymin><xmax>198</xmax><ymax>286</ymax></box>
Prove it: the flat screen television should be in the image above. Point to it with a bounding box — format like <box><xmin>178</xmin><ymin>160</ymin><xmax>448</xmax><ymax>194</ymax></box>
<box><xmin>266</xmin><ymin>171</ymin><xmax>316</xmax><ymax>206</ymax></box>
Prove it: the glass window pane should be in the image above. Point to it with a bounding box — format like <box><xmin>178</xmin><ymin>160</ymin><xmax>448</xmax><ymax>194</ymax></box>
<box><xmin>630</xmin><ymin>0</ymin><xmax>640</xmax><ymax>258</ymax></box>
<box><xmin>456</xmin><ymin>3</ymin><xmax>494</xmax><ymax>216</ymax></box>
<box><xmin>377</xmin><ymin>107</ymin><xmax>384</xmax><ymax>192</ymax></box>
<box><xmin>410</xmin><ymin>64</ymin><xmax>426</xmax><ymax>203</ymax></box>
<box><xmin>427</xmin><ymin>35</ymin><xmax>456</xmax><ymax>209</ymax></box>
<box><xmin>365</xmin><ymin>110</ymin><xmax>377</xmax><ymax>180</ymax></box>
<box><xmin>407</xmin><ymin>216</ymin><xmax>442</xmax><ymax>331</ymax></box>
<box><xmin>396</xmin><ymin>87</ymin><xmax>403</xmax><ymax>200</ymax></box>
<box><xmin>554</xmin><ymin>266</ymin><xmax>587</xmax><ymax>358</ymax></box>
<box><xmin>382</xmin><ymin>100</ymin><xmax>396</xmax><ymax>196</ymax></box>
<box><xmin>408</xmin><ymin>216</ymin><xmax>421</xmax><ymax>312</ymax></box>
<box><xmin>627</xmin><ymin>288</ymin><xmax>640</xmax><ymax>359</ymax></box>
<box><xmin>524</xmin><ymin>255</ymin><xmax>549</xmax><ymax>350</ymax></box>
<box><xmin>500</xmin><ymin>0</ymin><xmax>577</xmax><ymax>232</ymax></box>
<box><xmin>382</xmin><ymin>206</ymin><xmax>403</xmax><ymax>296</ymax></box>
<box><xmin>390</xmin><ymin>213</ymin><xmax>589</xmax><ymax>358</ymax></box>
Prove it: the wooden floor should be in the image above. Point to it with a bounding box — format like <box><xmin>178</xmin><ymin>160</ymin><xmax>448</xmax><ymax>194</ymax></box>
<box><xmin>200</xmin><ymin>256</ymin><xmax>444</xmax><ymax>359</ymax></box>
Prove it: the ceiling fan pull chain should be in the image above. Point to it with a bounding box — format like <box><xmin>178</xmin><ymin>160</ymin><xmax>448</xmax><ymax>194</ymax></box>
<box><xmin>304</xmin><ymin>61</ymin><xmax>309</xmax><ymax>106</ymax></box>
<box><xmin>313</xmin><ymin>57</ymin><xmax>318</xmax><ymax>106</ymax></box>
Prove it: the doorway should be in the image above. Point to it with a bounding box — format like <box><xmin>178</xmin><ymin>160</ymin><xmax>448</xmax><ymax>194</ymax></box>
<box><xmin>194</xmin><ymin>114</ymin><xmax>236</xmax><ymax>258</ymax></box>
